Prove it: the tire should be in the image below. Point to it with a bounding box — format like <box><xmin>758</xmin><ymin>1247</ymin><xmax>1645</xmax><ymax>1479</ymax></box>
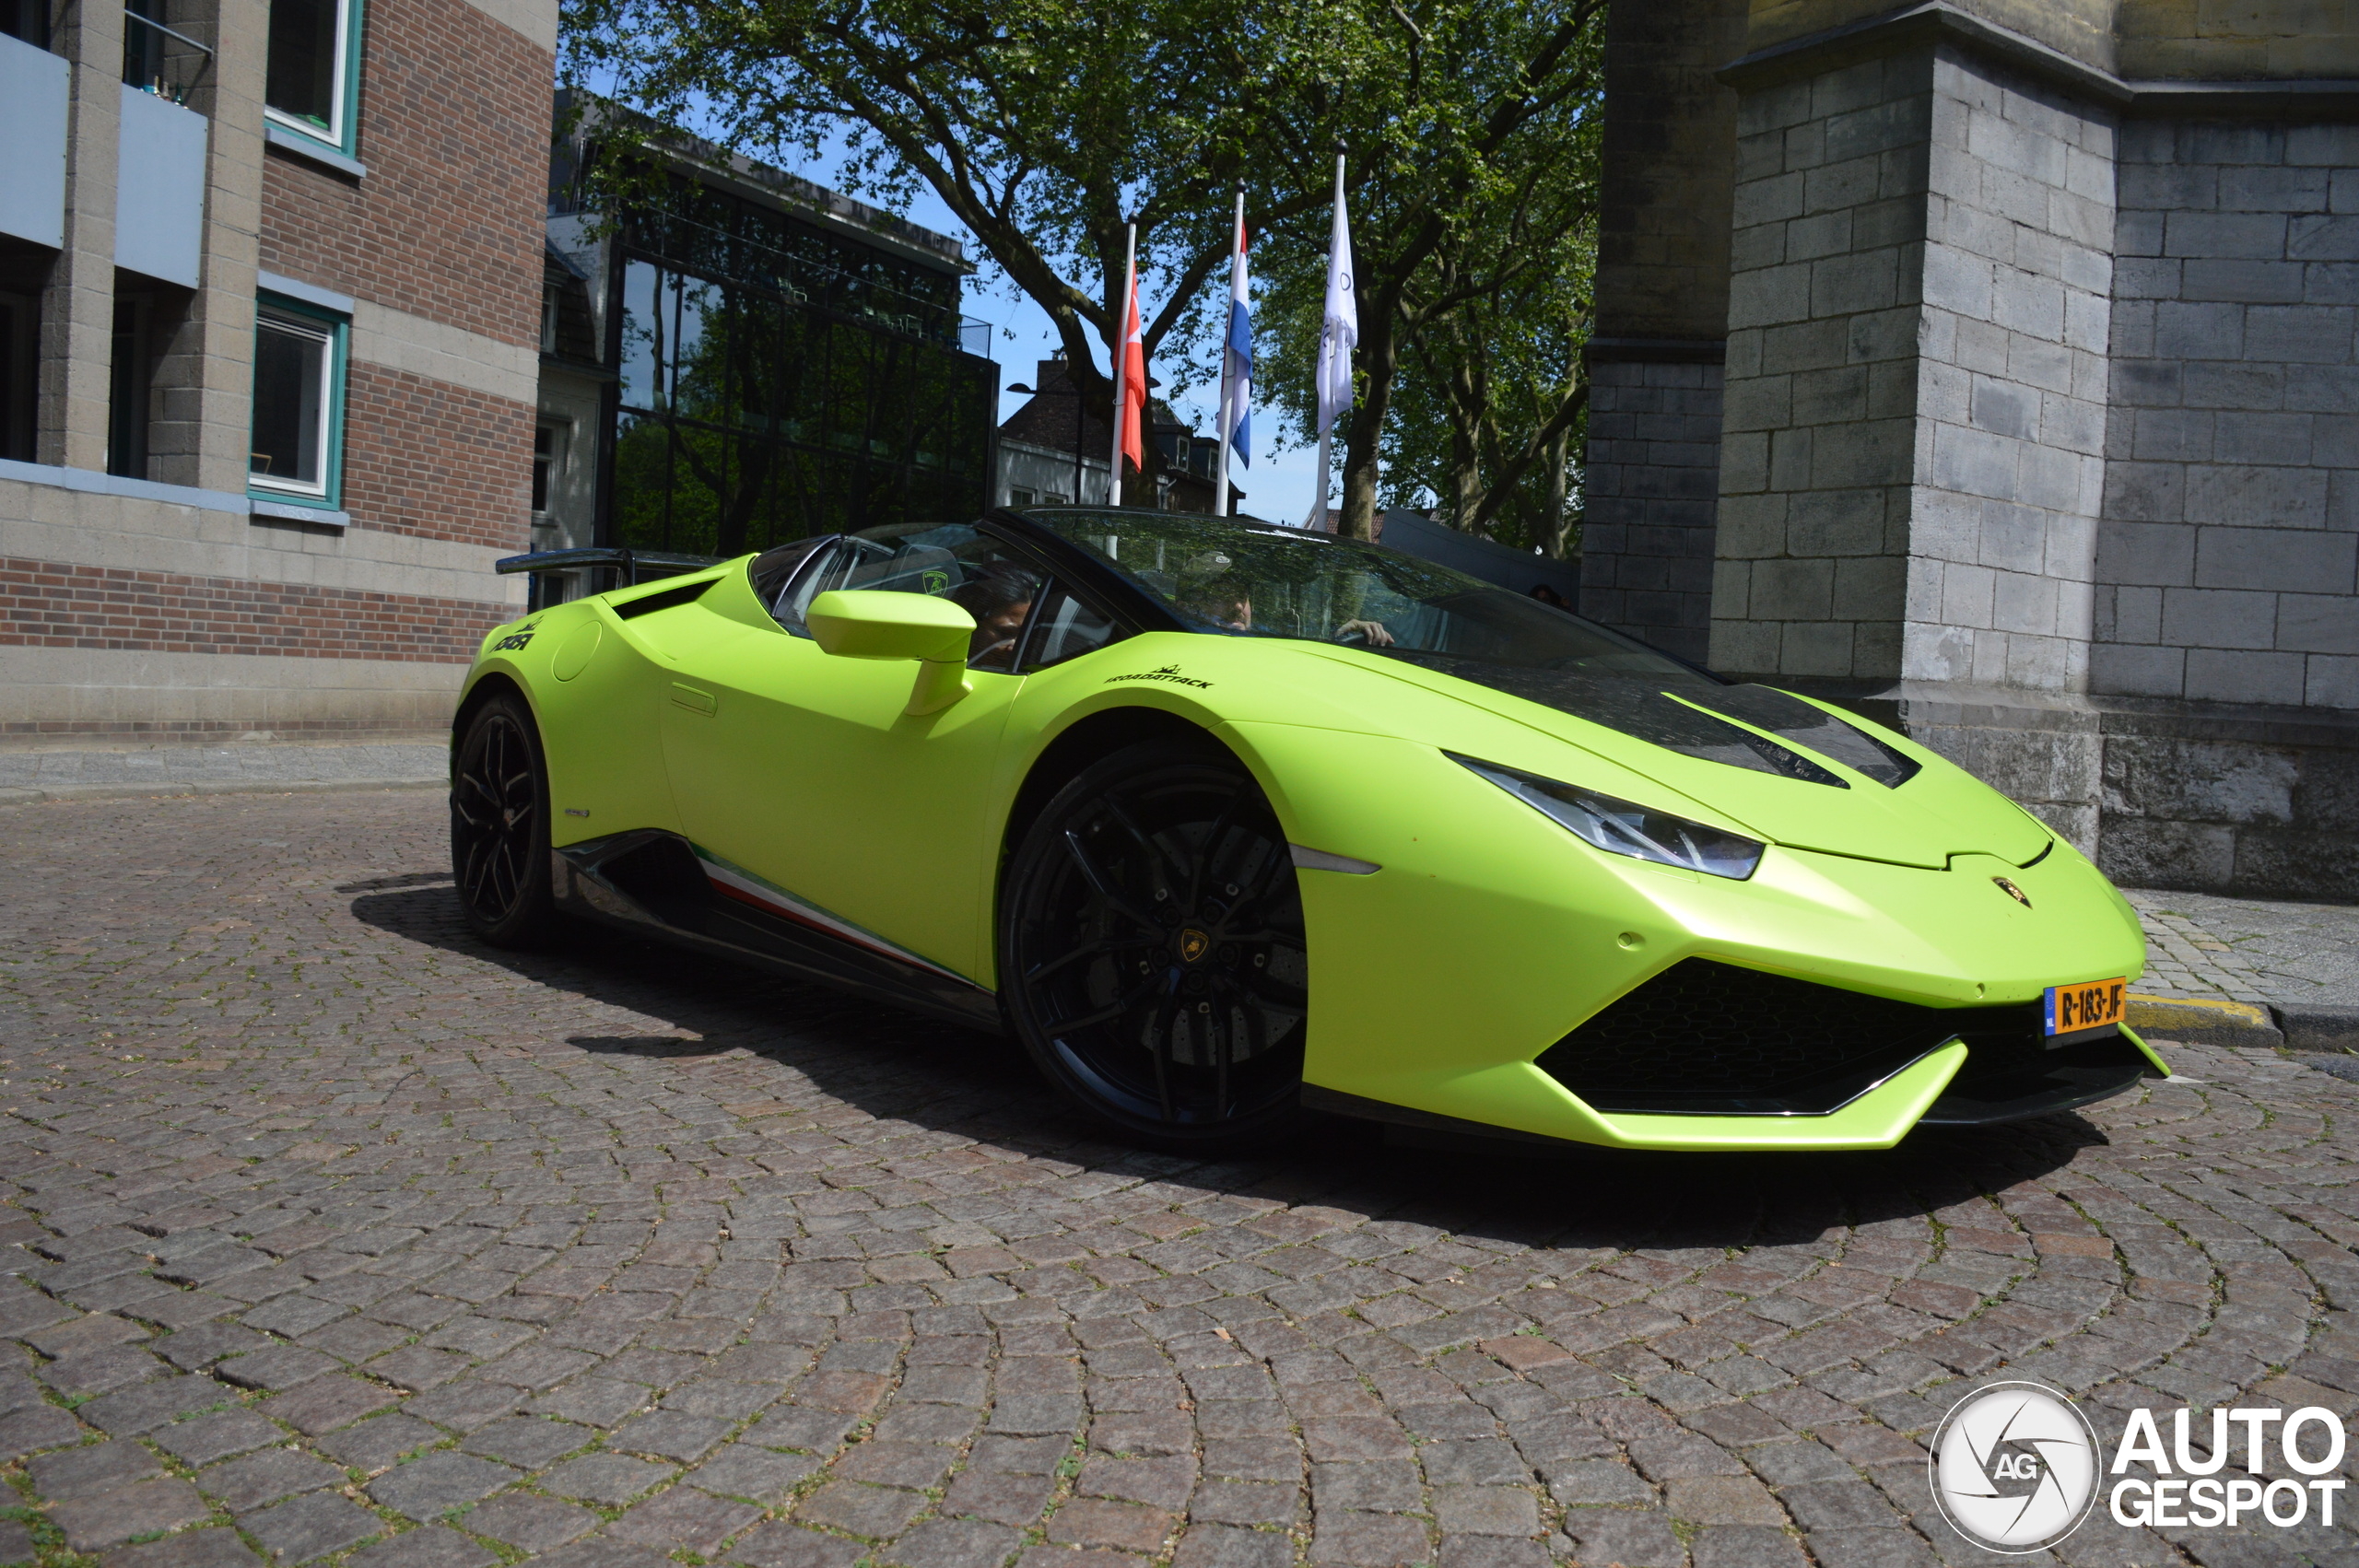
<box><xmin>1001</xmin><ymin>737</ymin><xmax>1308</xmax><ymax>1148</ymax></box>
<box><xmin>450</xmin><ymin>689</ymin><xmax>560</xmax><ymax>948</ymax></box>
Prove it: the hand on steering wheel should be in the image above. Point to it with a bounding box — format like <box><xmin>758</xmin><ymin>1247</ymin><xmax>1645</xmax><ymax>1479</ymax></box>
<box><xmin>1335</xmin><ymin>619</ymin><xmax>1395</xmax><ymax>647</ymax></box>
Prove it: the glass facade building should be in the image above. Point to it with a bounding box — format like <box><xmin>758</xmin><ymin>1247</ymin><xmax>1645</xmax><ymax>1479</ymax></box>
<box><xmin>593</xmin><ymin>174</ymin><xmax>995</xmax><ymax>559</ymax></box>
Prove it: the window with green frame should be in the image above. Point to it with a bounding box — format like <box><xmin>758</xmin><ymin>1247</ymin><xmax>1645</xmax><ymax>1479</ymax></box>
<box><xmin>248</xmin><ymin>294</ymin><xmax>347</xmax><ymax>509</ymax></box>
<box><xmin>264</xmin><ymin>0</ymin><xmax>363</xmax><ymax>155</ymax></box>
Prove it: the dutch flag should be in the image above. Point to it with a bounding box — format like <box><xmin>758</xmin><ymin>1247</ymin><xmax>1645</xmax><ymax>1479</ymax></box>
<box><xmin>1225</xmin><ymin>217</ymin><xmax>1251</xmax><ymax>470</ymax></box>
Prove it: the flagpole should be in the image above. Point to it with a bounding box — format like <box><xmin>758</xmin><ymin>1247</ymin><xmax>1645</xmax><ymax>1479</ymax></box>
<box><xmin>1213</xmin><ymin>189</ymin><xmax>1242</xmax><ymax>520</ymax></box>
<box><xmin>1315</xmin><ymin>153</ymin><xmax>1344</xmax><ymax>532</ymax></box>
<box><xmin>1109</xmin><ymin>222</ymin><xmax>1134</xmax><ymax>508</ymax></box>
<box><xmin>1313</xmin><ymin>434</ymin><xmax>1331</xmax><ymax>532</ymax></box>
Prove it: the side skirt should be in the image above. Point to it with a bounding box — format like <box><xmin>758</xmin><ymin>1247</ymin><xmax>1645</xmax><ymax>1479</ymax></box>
<box><xmin>551</xmin><ymin>830</ymin><xmax>1003</xmax><ymax>1033</ymax></box>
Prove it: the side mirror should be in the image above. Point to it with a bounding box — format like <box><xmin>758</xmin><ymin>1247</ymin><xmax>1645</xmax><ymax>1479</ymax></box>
<box><xmin>806</xmin><ymin>590</ymin><xmax>975</xmax><ymax>716</ymax></box>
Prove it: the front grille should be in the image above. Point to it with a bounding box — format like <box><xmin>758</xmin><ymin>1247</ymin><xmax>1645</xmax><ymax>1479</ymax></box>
<box><xmin>1537</xmin><ymin>959</ymin><xmax>2049</xmax><ymax>1115</ymax></box>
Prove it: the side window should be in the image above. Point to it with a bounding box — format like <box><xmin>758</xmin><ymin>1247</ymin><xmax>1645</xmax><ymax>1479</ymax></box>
<box><xmin>821</xmin><ymin>524</ymin><xmax>1045</xmax><ymax>673</ymax></box>
<box><xmin>1021</xmin><ymin>584</ymin><xmax>1124</xmax><ymax>672</ymax></box>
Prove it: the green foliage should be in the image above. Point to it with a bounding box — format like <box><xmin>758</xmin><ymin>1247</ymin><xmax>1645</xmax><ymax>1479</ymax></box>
<box><xmin>1250</xmin><ymin>0</ymin><xmax>1602</xmax><ymax>545</ymax></box>
<box><xmin>560</xmin><ymin>0</ymin><xmax>1604</xmax><ymax>531</ymax></box>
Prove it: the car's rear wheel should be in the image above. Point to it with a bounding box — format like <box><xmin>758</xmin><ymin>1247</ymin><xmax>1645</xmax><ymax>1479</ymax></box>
<box><xmin>1001</xmin><ymin>738</ymin><xmax>1308</xmax><ymax>1147</ymax></box>
<box><xmin>451</xmin><ymin>690</ymin><xmax>558</xmax><ymax>948</ymax></box>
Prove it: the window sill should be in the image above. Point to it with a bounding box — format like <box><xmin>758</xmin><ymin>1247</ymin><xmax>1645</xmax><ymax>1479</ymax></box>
<box><xmin>264</xmin><ymin>123</ymin><xmax>366</xmax><ymax>181</ymax></box>
<box><xmin>0</xmin><ymin>456</ymin><xmax>249</xmax><ymax>514</ymax></box>
<box><xmin>251</xmin><ymin>496</ymin><xmax>349</xmax><ymax>529</ymax></box>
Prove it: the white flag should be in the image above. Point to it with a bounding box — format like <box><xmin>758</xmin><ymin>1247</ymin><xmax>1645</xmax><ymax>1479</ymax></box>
<box><xmin>1314</xmin><ymin>163</ymin><xmax>1356</xmax><ymax>439</ymax></box>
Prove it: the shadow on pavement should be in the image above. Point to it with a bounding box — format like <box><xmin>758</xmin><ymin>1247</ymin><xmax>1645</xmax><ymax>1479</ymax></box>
<box><xmin>349</xmin><ymin>884</ymin><xmax>2099</xmax><ymax>1251</ymax></box>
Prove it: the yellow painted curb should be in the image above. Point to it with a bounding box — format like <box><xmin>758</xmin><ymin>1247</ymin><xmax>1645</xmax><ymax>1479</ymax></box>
<box><xmin>2125</xmin><ymin>993</ymin><xmax>2275</xmax><ymax>1034</ymax></box>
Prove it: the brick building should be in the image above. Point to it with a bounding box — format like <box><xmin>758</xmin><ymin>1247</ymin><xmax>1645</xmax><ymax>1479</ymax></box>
<box><xmin>1583</xmin><ymin>0</ymin><xmax>2359</xmax><ymax>899</ymax></box>
<box><xmin>0</xmin><ymin>0</ymin><xmax>547</xmax><ymax>739</ymax></box>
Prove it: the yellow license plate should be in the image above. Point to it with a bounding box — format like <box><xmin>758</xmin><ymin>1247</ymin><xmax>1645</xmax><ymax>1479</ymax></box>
<box><xmin>2045</xmin><ymin>977</ymin><xmax>2126</xmax><ymax>1039</ymax></box>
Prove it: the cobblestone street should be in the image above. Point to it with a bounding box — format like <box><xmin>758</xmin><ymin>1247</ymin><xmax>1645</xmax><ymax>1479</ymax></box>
<box><xmin>0</xmin><ymin>790</ymin><xmax>2353</xmax><ymax>1568</ymax></box>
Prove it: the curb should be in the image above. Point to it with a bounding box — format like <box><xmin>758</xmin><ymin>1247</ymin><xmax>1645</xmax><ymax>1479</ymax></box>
<box><xmin>0</xmin><ymin>778</ymin><xmax>443</xmax><ymax>805</ymax></box>
<box><xmin>2124</xmin><ymin>992</ymin><xmax>2284</xmax><ymax>1050</ymax></box>
<box><xmin>2279</xmin><ymin>1003</ymin><xmax>2359</xmax><ymax>1054</ymax></box>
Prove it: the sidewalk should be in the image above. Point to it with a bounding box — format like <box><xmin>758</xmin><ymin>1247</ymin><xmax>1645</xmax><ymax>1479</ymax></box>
<box><xmin>2121</xmin><ymin>887</ymin><xmax>2359</xmax><ymax>1054</ymax></box>
<box><xmin>0</xmin><ymin>739</ymin><xmax>443</xmax><ymax>802</ymax></box>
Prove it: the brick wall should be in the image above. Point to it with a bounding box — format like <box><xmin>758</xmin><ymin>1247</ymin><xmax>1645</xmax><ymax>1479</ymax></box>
<box><xmin>2095</xmin><ymin>122</ymin><xmax>2359</xmax><ymax>713</ymax></box>
<box><xmin>257</xmin><ymin>0</ymin><xmax>547</xmax><ymax>557</ymax></box>
<box><xmin>0</xmin><ymin>557</ymin><xmax>507</xmax><ymax>662</ymax></box>
<box><xmin>257</xmin><ymin>0</ymin><xmax>548</xmax><ymax>351</ymax></box>
<box><xmin>341</xmin><ymin>364</ymin><xmax>535</xmax><ymax>552</ymax></box>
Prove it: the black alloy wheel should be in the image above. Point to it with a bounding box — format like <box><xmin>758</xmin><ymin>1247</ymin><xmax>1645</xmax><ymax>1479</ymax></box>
<box><xmin>1002</xmin><ymin>738</ymin><xmax>1309</xmax><ymax>1146</ymax></box>
<box><xmin>450</xmin><ymin>690</ymin><xmax>558</xmax><ymax>947</ymax></box>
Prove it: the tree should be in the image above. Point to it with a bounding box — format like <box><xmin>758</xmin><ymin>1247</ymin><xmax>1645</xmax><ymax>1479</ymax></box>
<box><xmin>1249</xmin><ymin>0</ymin><xmax>1603</xmax><ymax>541</ymax></box>
<box><xmin>565</xmin><ymin>0</ymin><xmax>1605</xmax><ymax>527</ymax></box>
<box><xmin>564</xmin><ymin>0</ymin><xmax>1332</xmax><ymax>491</ymax></box>
<box><xmin>1389</xmin><ymin>174</ymin><xmax>1597</xmax><ymax>556</ymax></box>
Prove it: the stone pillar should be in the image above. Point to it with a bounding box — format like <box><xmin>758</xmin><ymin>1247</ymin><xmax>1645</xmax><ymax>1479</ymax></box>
<box><xmin>36</xmin><ymin>0</ymin><xmax>123</xmax><ymax>471</ymax></box>
<box><xmin>1709</xmin><ymin>37</ymin><xmax>2117</xmax><ymax>848</ymax></box>
<box><xmin>1579</xmin><ymin>0</ymin><xmax>1746</xmax><ymax>664</ymax></box>
<box><xmin>146</xmin><ymin>0</ymin><xmax>262</xmax><ymax>493</ymax></box>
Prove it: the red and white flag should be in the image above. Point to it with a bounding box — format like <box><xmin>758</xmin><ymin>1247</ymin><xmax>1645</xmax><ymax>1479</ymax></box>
<box><xmin>1119</xmin><ymin>258</ymin><xmax>1146</xmax><ymax>476</ymax></box>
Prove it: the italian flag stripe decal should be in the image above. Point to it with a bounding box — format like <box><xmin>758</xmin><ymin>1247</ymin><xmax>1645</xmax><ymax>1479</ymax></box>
<box><xmin>690</xmin><ymin>846</ymin><xmax>979</xmax><ymax>989</ymax></box>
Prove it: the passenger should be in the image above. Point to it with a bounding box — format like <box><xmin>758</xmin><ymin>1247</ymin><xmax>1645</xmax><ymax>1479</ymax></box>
<box><xmin>1180</xmin><ymin>574</ymin><xmax>1394</xmax><ymax>646</ymax></box>
<box><xmin>946</xmin><ymin>568</ymin><xmax>1038</xmax><ymax>670</ymax></box>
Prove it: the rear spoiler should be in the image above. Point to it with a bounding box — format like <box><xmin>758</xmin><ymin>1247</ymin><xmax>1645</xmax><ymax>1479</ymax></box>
<box><xmin>494</xmin><ymin>547</ymin><xmax>720</xmax><ymax>587</ymax></box>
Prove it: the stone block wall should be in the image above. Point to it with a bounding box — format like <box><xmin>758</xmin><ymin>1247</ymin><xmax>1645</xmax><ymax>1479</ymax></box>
<box><xmin>1599</xmin><ymin>0</ymin><xmax>2359</xmax><ymax>897</ymax></box>
<box><xmin>1708</xmin><ymin>42</ymin><xmax>2129</xmax><ymax>848</ymax></box>
<box><xmin>1710</xmin><ymin>44</ymin><xmax>2117</xmax><ymax>703</ymax></box>
<box><xmin>1579</xmin><ymin>0</ymin><xmax>1743</xmax><ymax>659</ymax></box>
<box><xmin>1577</xmin><ymin>357</ymin><xmax>1725</xmax><ymax>664</ymax></box>
<box><xmin>1902</xmin><ymin>50</ymin><xmax>2115</xmax><ymax>696</ymax></box>
<box><xmin>2096</xmin><ymin>122</ymin><xmax>2359</xmax><ymax>711</ymax></box>
<box><xmin>2092</xmin><ymin>120</ymin><xmax>2359</xmax><ymax>896</ymax></box>
<box><xmin>1709</xmin><ymin>50</ymin><xmax>1932</xmax><ymax>684</ymax></box>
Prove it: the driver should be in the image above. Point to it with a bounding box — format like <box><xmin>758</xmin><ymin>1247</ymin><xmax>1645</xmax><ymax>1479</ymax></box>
<box><xmin>1182</xmin><ymin>575</ymin><xmax>1255</xmax><ymax>632</ymax></box>
<box><xmin>1180</xmin><ymin>574</ymin><xmax>1394</xmax><ymax>647</ymax></box>
<box><xmin>945</xmin><ymin>568</ymin><xmax>1039</xmax><ymax>670</ymax></box>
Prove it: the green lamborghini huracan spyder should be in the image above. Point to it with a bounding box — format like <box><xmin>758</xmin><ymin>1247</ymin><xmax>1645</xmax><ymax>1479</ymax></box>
<box><xmin>452</xmin><ymin>508</ymin><xmax>2164</xmax><ymax>1151</ymax></box>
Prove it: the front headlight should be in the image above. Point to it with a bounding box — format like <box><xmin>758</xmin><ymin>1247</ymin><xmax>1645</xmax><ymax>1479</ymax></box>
<box><xmin>1453</xmin><ymin>754</ymin><xmax>1765</xmax><ymax>880</ymax></box>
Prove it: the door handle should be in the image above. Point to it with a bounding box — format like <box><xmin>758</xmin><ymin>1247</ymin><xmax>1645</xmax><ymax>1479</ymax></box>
<box><xmin>669</xmin><ymin>684</ymin><xmax>717</xmax><ymax>716</ymax></box>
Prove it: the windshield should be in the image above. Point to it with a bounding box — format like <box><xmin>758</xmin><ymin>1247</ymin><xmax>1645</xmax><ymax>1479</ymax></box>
<box><xmin>1019</xmin><ymin>509</ymin><xmax>1696</xmax><ymax>677</ymax></box>
<box><xmin>1015</xmin><ymin>509</ymin><xmax>1923</xmax><ymax>791</ymax></box>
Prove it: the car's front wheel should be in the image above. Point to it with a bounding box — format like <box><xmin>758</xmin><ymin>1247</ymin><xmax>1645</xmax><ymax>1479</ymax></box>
<box><xmin>1001</xmin><ymin>737</ymin><xmax>1308</xmax><ymax>1147</ymax></box>
<box><xmin>450</xmin><ymin>689</ymin><xmax>558</xmax><ymax>948</ymax></box>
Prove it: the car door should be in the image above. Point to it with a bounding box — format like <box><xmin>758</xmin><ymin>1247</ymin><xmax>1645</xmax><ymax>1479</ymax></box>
<box><xmin>655</xmin><ymin>522</ymin><xmax>1050</xmax><ymax>985</ymax></box>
